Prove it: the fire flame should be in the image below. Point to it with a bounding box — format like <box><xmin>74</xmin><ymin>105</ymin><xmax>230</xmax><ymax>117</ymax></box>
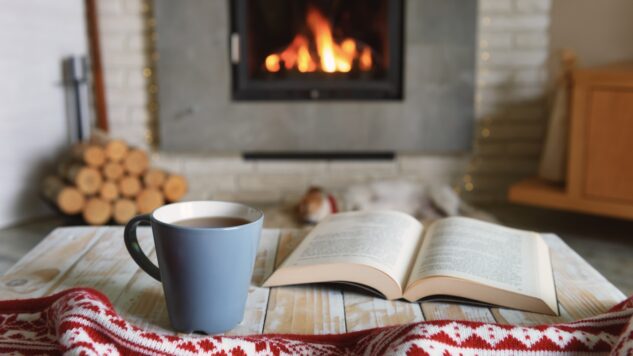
<box><xmin>264</xmin><ymin>7</ymin><xmax>373</xmax><ymax>73</ymax></box>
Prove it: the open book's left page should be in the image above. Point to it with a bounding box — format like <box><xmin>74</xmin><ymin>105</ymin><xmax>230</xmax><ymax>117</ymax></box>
<box><xmin>265</xmin><ymin>211</ymin><xmax>423</xmax><ymax>296</ymax></box>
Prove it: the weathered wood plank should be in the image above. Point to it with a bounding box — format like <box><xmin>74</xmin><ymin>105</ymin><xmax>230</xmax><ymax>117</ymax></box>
<box><xmin>263</xmin><ymin>229</ymin><xmax>346</xmax><ymax>334</ymax></box>
<box><xmin>492</xmin><ymin>303</ymin><xmax>573</xmax><ymax>325</ymax></box>
<box><xmin>543</xmin><ymin>234</ymin><xmax>625</xmax><ymax>319</ymax></box>
<box><xmin>0</xmin><ymin>227</ymin><xmax>106</xmax><ymax>299</ymax></box>
<box><xmin>264</xmin><ymin>285</ymin><xmax>346</xmax><ymax>334</ymax></box>
<box><xmin>114</xmin><ymin>246</ymin><xmax>172</xmax><ymax>333</ymax></box>
<box><xmin>421</xmin><ymin>302</ymin><xmax>496</xmax><ymax>322</ymax></box>
<box><xmin>344</xmin><ymin>291</ymin><xmax>424</xmax><ymax>332</ymax></box>
<box><xmin>50</xmin><ymin>227</ymin><xmax>154</xmax><ymax>300</ymax></box>
<box><xmin>274</xmin><ymin>228</ymin><xmax>310</xmax><ymax>269</ymax></box>
<box><xmin>492</xmin><ymin>234</ymin><xmax>626</xmax><ymax>325</ymax></box>
<box><xmin>226</xmin><ymin>229</ymin><xmax>280</xmax><ymax>335</ymax></box>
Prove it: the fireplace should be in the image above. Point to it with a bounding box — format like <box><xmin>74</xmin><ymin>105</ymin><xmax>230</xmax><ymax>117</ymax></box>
<box><xmin>155</xmin><ymin>0</ymin><xmax>476</xmax><ymax>152</ymax></box>
<box><xmin>231</xmin><ymin>0</ymin><xmax>403</xmax><ymax>100</ymax></box>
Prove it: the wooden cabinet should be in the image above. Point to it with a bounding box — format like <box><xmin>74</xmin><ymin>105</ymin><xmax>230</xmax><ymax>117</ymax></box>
<box><xmin>509</xmin><ymin>62</ymin><xmax>633</xmax><ymax>220</ymax></box>
<box><xmin>584</xmin><ymin>89</ymin><xmax>633</xmax><ymax>203</ymax></box>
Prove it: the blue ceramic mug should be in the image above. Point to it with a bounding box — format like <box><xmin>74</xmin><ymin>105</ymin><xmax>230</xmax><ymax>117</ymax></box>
<box><xmin>124</xmin><ymin>201</ymin><xmax>264</xmax><ymax>334</ymax></box>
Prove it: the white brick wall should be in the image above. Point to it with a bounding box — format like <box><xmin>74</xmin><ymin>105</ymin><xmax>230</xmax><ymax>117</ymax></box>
<box><xmin>96</xmin><ymin>0</ymin><xmax>552</xmax><ymax>204</ymax></box>
<box><xmin>465</xmin><ymin>0</ymin><xmax>551</xmax><ymax>203</ymax></box>
<box><xmin>149</xmin><ymin>154</ymin><xmax>467</xmax><ymax>203</ymax></box>
<box><xmin>96</xmin><ymin>0</ymin><xmax>149</xmax><ymax>149</ymax></box>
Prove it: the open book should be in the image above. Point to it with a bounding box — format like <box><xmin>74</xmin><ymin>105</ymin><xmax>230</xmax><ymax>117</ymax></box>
<box><xmin>264</xmin><ymin>211</ymin><xmax>558</xmax><ymax>315</ymax></box>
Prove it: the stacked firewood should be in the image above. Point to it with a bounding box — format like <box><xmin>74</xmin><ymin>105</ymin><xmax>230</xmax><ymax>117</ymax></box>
<box><xmin>41</xmin><ymin>134</ymin><xmax>187</xmax><ymax>225</ymax></box>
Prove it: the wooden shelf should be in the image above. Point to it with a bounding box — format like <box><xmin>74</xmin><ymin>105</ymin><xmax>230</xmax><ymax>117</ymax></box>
<box><xmin>509</xmin><ymin>178</ymin><xmax>633</xmax><ymax>220</ymax></box>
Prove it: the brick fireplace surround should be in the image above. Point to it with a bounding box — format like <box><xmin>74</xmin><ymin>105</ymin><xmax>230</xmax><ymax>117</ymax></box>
<box><xmin>96</xmin><ymin>0</ymin><xmax>551</xmax><ymax>204</ymax></box>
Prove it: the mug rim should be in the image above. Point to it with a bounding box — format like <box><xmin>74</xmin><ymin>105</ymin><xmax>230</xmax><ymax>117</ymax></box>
<box><xmin>150</xmin><ymin>200</ymin><xmax>264</xmax><ymax>231</ymax></box>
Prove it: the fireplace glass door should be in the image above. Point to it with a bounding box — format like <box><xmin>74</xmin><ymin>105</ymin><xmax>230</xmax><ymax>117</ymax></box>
<box><xmin>231</xmin><ymin>0</ymin><xmax>403</xmax><ymax>100</ymax></box>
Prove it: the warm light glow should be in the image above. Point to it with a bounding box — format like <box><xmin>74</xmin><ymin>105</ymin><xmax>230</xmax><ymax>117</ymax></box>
<box><xmin>359</xmin><ymin>47</ymin><xmax>372</xmax><ymax>71</ymax></box>
<box><xmin>341</xmin><ymin>39</ymin><xmax>356</xmax><ymax>56</ymax></box>
<box><xmin>265</xmin><ymin>54</ymin><xmax>281</xmax><ymax>72</ymax></box>
<box><xmin>297</xmin><ymin>43</ymin><xmax>316</xmax><ymax>72</ymax></box>
<box><xmin>263</xmin><ymin>7</ymin><xmax>374</xmax><ymax>74</ymax></box>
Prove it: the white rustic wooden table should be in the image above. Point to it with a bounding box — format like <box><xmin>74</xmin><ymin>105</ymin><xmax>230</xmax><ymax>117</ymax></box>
<box><xmin>0</xmin><ymin>227</ymin><xmax>626</xmax><ymax>335</ymax></box>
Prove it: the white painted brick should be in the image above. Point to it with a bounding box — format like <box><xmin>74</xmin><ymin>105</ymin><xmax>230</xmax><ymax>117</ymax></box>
<box><xmin>107</xmin><ymin>113</ymin><xmax>131</xmax><ymax>126</ymax></box>
<box><xmin>106</xmin><ymin>105</ymin><xmax>128</xmax><ymax>123</ymax></box>
<box><xmin>480</xmin><ymin>0</ymin><xmax>512</xmax><ymax>13</ymax></box>
<box><xmin>96</xmin><ymin>0</ymin><xmax>123</xmax><ymax>15</ymax></box>
<box><xmin>123</xmin><ymin>0</ymin><xmax>145</xmax><ymax>14</ymax></box>
<box><xmin>477</xmin><ymin>99</ymin><xmax>547</xmax><ymax>120</ymax></box>
<box><xmin>187</xmin><ymin>174</ymin><xmax>237</xmax><ymax>195</ymax></box>
<box><xmin>507</xmin><ymin>142</ymin><xmax>542</xmax><ymax>156</ymax></box>
<box><xmin>103</xmin><ymin>68</ymin><xmax>126</xmax><ymax>88</ymax></box>
<box><xmin>238</xmin><ymin>174</ymin><xmax>308</xmax><ymax>191</ymax></box>
<box><xmin>399</xmin><ymin>155</ymin><xmax>468</xmax><ymax>182</ymax></box>
<box><xmin>480</xmin><ymin>15</ymin><xmax>549</xmax><ymax>31</ymax></box>
<box><xmin>109</xmin><ymin>126</ymin><xmax>148</xmax><ymax>149</ymax></box>
<box><xmin>478</xmin><ymin>85</ymin><xmax>547</xmax><ymax>106</ymax></box>
<box><xmin>106</xmin><ymin>88</ymin><xmax>148</xmax><ymax>106</ymax></box>
<box><xmin>100</xmin><ymin>33</ymin><xmax>126</xmax><ymax>51</ymax></box>
<box><xmin>126</xmin><ymin>70</ymin><xmax>147</xmax><ymax>87</ymax></box>
<box><xmin>479</xmin><ymin>33</ymin><xmax>513</xmax><ymax>49</ymax></box>
<box><xmin>255</xmin><ymin>161</ymin><xmax>328</xmax><ymax>174</ymax></box>
<box><xmin>281</xmin><ymin>191</ymin><xmax>306</xmax><ymax>204</ymax></box>
<box><xmin>514</xmin><ymin>31</ymin><xmax>549</xmax><ymax>48</ymax></box>
<box><xmin>479</xmin><ymin>68</ymin><xmax>547</xmax><ymax>87</ymax></box>
<box><xmin>183</xmin><ymin>190</ymin><xmax>207</xmax><ymax>201</ymax></box>
<box><xmin>328</xmin><ymin>161</ymin><xmax>398</xmax><ymax>174</ymax></box>
<box><xmin>99</xmin><ymin>15</ymin><xmax>144</xmax><ymax>34</ymax></box>
<box><xmin>149</xmin><ymin>153</ymin><xmax>185</xmax><ymax>172</ymax></box>
<box><xmin>475</xmin><ymin>142</ymin><xmax>542</xmax><ymax>157</ymax></box>
<box><xmin>183</xmin><ymin>156</ymin><xmax>255</xmax><ymax>175</ymax></box>
<box><xmin>128</xmin><ymin>107</ymin><xmax>148</xmax><ymax>122</ymax></box>
<box><xmin>102</xmin><ymin>51</ymin><xmax>146</xmax><ymax>68</ymax></box>
<box><xmin>126</xmin><ymin>33</ymin><xmax>146</xmax><ymax>51</ymax></box>
<box><xmin>470</xmin><ymin>157</ymin><xmax>539</xmax><ymax>175</ymax></box>
<box><xmin>476</xmin><ymin>122</ymin><xmax>545</xmax><ymax>141</ymax></box>
<box><xmin>211</xmin><ymin>190</ymin><xmax>282</xmax><ymax>203</ymax></box>
<box><xmin>483</xmin><ymin>50</ymin><xmax>548</xmax><ymax>67</ymax></box>
<box><xmin>514</xmin><ymin>0</ymin><xmax>551</xmax><ymax>13</ymax></box>
<box><xmin>309</xmin><ymin>174</ymin><xmax>372</xmax><ymax>188</ymax></box>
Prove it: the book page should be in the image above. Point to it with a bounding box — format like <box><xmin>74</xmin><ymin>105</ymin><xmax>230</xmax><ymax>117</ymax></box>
<box><xmin>281</xmin><ymin>211</ymin><xmax>423</xmax><ymax>288</ymax></box>
<box><xmin>407</xmin><ymin>217</ymin><xmax>549</xmax><ymax>299</ymax></box>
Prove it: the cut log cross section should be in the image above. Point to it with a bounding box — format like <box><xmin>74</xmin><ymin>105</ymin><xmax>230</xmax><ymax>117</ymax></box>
<box><xmin>41</xmin><ymin>135</ymin><xmax>188</xmax><ymax>225</ymax></box>
<box><xmin>41</xmin><ymin>176</ymin><xmax>85</xmax><ymax>215</ymax></box>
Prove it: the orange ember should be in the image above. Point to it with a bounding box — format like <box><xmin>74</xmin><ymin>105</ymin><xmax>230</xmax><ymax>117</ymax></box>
<box><xmin>264</xmin><ymin>7</ymin><xmax>374</xmax><ymax>73</ymax></box>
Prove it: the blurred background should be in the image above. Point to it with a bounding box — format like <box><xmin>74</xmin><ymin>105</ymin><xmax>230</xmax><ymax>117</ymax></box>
<box><xmin>0</xmin><ymin>0</ymin><xmax>632</xmax><ymax>294</ymax></box>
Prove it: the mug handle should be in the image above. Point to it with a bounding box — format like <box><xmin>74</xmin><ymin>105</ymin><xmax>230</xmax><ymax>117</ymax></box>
<box><xmin>124</xmin><ymin>214</ymin><xmax>161</xmax><ymax>281</ymax></box>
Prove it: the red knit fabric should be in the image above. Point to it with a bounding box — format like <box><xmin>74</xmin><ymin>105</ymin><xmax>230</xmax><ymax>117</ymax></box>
<box><xmin>0</xmin><ymin>288</ymin><xmax>631</xmax><ymax>355</ymax></box>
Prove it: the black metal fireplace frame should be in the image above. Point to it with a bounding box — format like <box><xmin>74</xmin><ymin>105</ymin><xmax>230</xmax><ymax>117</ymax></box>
<box><xmin>230</xmin><ymin>0</ymin><xmax>404</xmax><ymax>101</ymax></box>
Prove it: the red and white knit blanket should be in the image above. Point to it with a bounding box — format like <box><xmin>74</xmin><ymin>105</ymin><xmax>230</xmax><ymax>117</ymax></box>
<box><xmin>0</xmin><ymin>288</ymin><xmax>631</xmax><ymax>355</ymax></box>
